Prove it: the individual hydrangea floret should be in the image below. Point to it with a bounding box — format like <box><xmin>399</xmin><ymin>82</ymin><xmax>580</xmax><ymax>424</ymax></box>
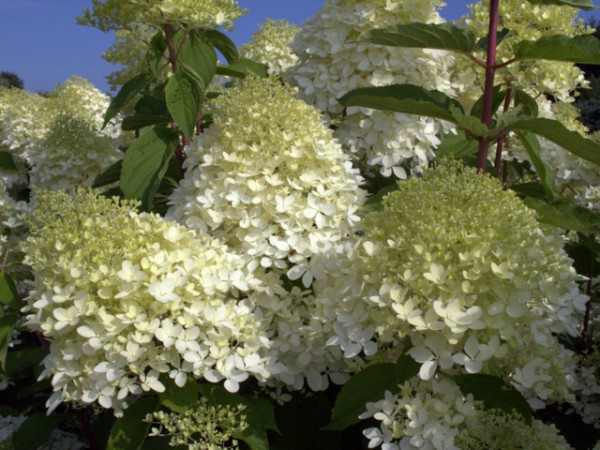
<box><xmin>24</xmin><ymin>189</ymin><xmax>269</xmax><ymax>415</ymax></box>
<box><xmin>329</xmin><ymin>163</ymin><xmax>586</xmax><ymax>406</ymax></box>
<box><xmin>288</xmin><ymin>0</ymin><xmax>460</xmax><ymax>178</ymax></box>
<box><xmin>240</xmin><ymin>19</ymin><xmax>300</xmax><ymax>76</ymax></box>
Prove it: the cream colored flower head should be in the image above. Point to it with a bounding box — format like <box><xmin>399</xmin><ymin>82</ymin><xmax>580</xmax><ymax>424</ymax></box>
<box><xmin>240</xmin><ymin>19</ymin><xmax>300</xmax><ymax>76</ymax></box>
<box><xmin>458</xmin><ymin>0</ymin><xmax>589</xmax><ymax>104</ymax></box>
<box><xmin>331</xmin><ymin>163</ymin><xmax>585</xmax><ymax>405</ymax></box>
<box><xmin>288</xmin><ymin>0</ymin><xmax>460</xmax><ymax>178</ymax></box>
<box><xmin>25</xmin><ymin>189</ymin><xmax>269</xmax><ymax>415</ymax></box>
<box><xmin>81</xmin><ymin>0</ymin><xmax>246</xmax><ymax>31</ymax></box>
<box><xmin>168</xmin><ymin>76</ymin><xmax>365</xmax><ymax>284</ymax></box>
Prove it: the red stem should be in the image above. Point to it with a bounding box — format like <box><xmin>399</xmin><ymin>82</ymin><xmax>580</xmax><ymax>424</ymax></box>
<box><xmin>476</xmin><ymin>0</ymin><xmax>501</xmax><ymax>172</ymax></box>
<box><xmin>164</xmin><ymin>25</ymin><xmax>178</xmax><ymax>72</ymax></box>
<box><xmin>493</xmin><ymin>88</ymin><xmax>514</xmax><ymax>172</ymax></box>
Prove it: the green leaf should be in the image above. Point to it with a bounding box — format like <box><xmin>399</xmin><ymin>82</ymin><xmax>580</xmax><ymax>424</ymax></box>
<box><xmin>325</xmin><ymin>363</ymin><xmax>397</xmax><ymax>431</ymax></box>
<box><xmin>147</xmin><ymin>31</ymin><xmax>167</xmax><ymax>76</ymax></box>
<box><xmin>0</xmin><ymin>313</ymin><xmax>18</xmax><ymax>375</ymax></box>
<box><xmin>357</xmin><ymin>22</ymin><xmax>476</xmax><ymax>54</ymax></box>
<box><xmin>476</xmin><ymin>28</ymin><xmax>515</xmax><ymax>51</ymax></box>
<box><xmin>178</xmin><ymin>31</ymin><xmax>217</xmax><ymax>90</ymax></box>
<box><xmin>338</xmin><ymin>84</ymin><xmax>464</xmax><ymax>123</ymax></box>
<box><xmin>514</xmin><ymin>34</ymin><xmax>600</xmax><ymax>64</ymax></box>
<box><xmin>470</xmin><ymin>85</ymin><xmax>505</xmax><ymax>119</ymax></box>
<box><xmin>120</xmin><ymin>125</ymin><xmax>179</xmax><ymax>211</ymax></box>
<box><xmin>122</xmin><ymin>114</ymin><xmax>171</xmax><ymax>131</ymax></box>
<box><xmin>526</xmin><ymin>0</ymin><xmax>597</xmax><ymax>9</ymax></box>
<box><xmin>92</xmin><ymin>159</ymin><xmax>123</xmax><ymax>188</ymax></box>
<box><xmin>199</xmin><ymin>384</ymin><xmax>278</xmax><ymax>450</ymax></box>
<box><xmin>435</xmin><ymin>130</ymin><xmax>478</xmax><ymax>159</ymax></box>
<box><xmin>104</xmin><ymin>73</ymin><xmax>152</xmax><ymax>128</ymax></box>
<box><xmin>514</xmin><ymin>89</ymin><xmax>539</xmax><ymax>118</ymax></box>
<box><xmin>451</xmin><ymin>110</ymin><xmax>490</xmax><ymax>137</ymax></box>
<box><xmin>6</xmin><ymin>347</ymin><xmax>47</xmax><ymax>378</ymax></box>
<box><xmin>523</xmin><ymin>197</ymin><xmax>600</xmax><ymax>233</ymax></box>
<box><xmin>206</xmin><ymin>29</ymin><xmax>239</xmax><ymax>64</ymax></box>
<box><xmin>107</xmin><ymin>396</ymin><xmax>159</xmax><ymax>450</ymax></box>
<box><xmin>0</xmin><ymin>151</ymin><xmax>17</xmax><ymax>171</ymax></box>
<box><xmin>510</xmin><ymin>181</ymin><xmax>548</xmax><ymax>199</ymax></box>
<box><xmin>135</xmin><ymin>94</ymin><xmax>169</xmax><ymax>117</ymax></box>
<box><xmin>0</xmin><ymin>272</ymin><xmax>20</xmax><ymax>310</ymax></box>
<box><xmin>359</xmin><ymin>183</ymin><xmax>400</xmax><ymax>216</ymax></box>
<box><xmin>158</xmin><ymin>376</ymin><xmax>198</xmax><ymax>413</ymax></box>
<box><xmin>448</xmin><ymin>374</ymin><xmax>532</xmax><ymax>425</ymax></box>
<box><xmin>507</xmin><ymin>118</ymin><xmax>600</xmax><ymax>166</ymax></box>
<box><xmin>270</xmin><ymin>392</ymin><xmax>342</xmax><ymax>450</ymax></box>
<box><xmin>395</xmin><ymin>353</ymin><xmax>421</xmax><ymax>385</ymax></box>
<box><xmin>12</xmin><ymin>412</ymin><xmax>61</xmax><ymax>450</ymax></box>
<box><xmin>514</xmin><ymin>131</ymin><xmax>556</xmax><ymax>199</ymax></box>
<box><xmin>216</xmin><ymin>58</ymin><xmax>269</xmax><ymax>79</ymax></box>
<box><xmin>165</xmin><ymin>70</ymin><xmax>203</xmax><ymax>138</ymax></box>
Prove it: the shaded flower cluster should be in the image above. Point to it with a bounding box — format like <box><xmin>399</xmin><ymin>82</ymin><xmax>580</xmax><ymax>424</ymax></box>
<box><xmin>288</xmin><ymin>0</ymin><xmax>459</xmax><ymax>178</ymax></box>
<box><xmin>360</xmin><ymin>376</ymin><xmax>478</xmax><ymax>450</ymax></box>
<box><xmin>149</xmin><ymin>398</ymin><xmax>248</xmax><ymax>450</ymax></box>
<box><xmin>328</xmin><ymin>164</ymin><xmax>586</xmax><ymax>406</ymax></box>
<box><xmin>24</xmin><ymin>189</ymin><xmax>269</xmax><ymax>415</ymax></box>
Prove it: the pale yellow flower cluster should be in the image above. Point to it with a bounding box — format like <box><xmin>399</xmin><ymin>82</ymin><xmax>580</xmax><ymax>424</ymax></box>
<box><xmin>24</xmin><ymin>190</ymin><xmax>269</xmax><ymax>415</ymax></box>
<box><xmin>459</xmin><ymin>0</ymin><xmax>589</xmax><ymax>104</ymax></box>
<box><xmin>80</xmin><ymin>0</ymin><xmax>246</xmax><ymax>31</ymax></box>
<box><xmin>240</xmin><ymin>19</ymin><xmax>300</xmax><ymax>77</ymax></box>
<box><xmin>168</xmin><ymin>76</ymin><xmax>366</xmax><ymax>390</ymax></box>
<box><xmin>327</xmin><ymin>164</ymin><xmax>585</xmax><ymax>407</ymax></box>
<box><xmin>0</xmin><ymin>77</ymin><xmax>122</xmax><ymax>191</ymax></box>
<box><xmin>288</xmin><ymin>0</ymin><xmax>460</xmax><ymax>178</ymax></box>
<box><xmin>129</xmin><ymin>0</ymin><xmax>246</xmax><ymax>30</ymax></box>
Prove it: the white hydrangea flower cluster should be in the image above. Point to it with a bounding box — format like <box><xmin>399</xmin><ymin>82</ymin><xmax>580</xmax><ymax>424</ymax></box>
<box><xmin>0</xmin><ymin>183</ymin><xmax>29</xmax><ymax>256</ymax></box>
<box><xmin>0</xmin><ymin>416</ymin><xmax>86</xmax><ymax>450</ymax></box>
<box><xmin>80</xmin><ymin>0</ymin><xmax>246</xmax><ymax>31</ymax></box>
<box><xmin>132</xmin><ymin>0</ymin><xmax>246</xmax><ymax>30</ymax></box>
<box><xmin>24</xmin><ymin>189</ymin><xmax>270</xmax><ymax>415</ymax></box>
<box><xmin>326</xmin><ymin>164</ymin><xmax>586</xmax><ymax>406</ymax></box>
<box><xmin>239</xmin><ymin>19</ymin><xmax>300</xmax><ymax>77</ymax></box>
<box><xmin>359</xmin><ymin>376</ymin><xmax>479</xmax><ymax>450</ymax></box>
<box><xmin>0</xmin><ymin>87</ymin><xmax>44</xmax><ymax>189</ymax></box>
<box><xmin>458</xmin><ymin>0</ymin><xmax>589</xmax><ymax>104</ymax></box>
<box><xmin>570</xmin><ymin>348</ymin><xmax>600</xmax><ymax>429</ymax></box>
<box><xmin>168</xmin><ymin>76</ymin><xmax>365</xmax><ymax>287</ymax></box>
<box><xmin>288</xmin><ymin>0</ymin><xmax>460</xmax><ymax>178</ymax></box>
<box><xmin>0</xmin><ymin>77</ymin><xmax>122</xmax><ymax>191</ymax></box>
<box><xmin>168</xmin><ymin>76</ymin><xmax>366</xmax><ymax>390</ymax></box>
<box><xmin>458</xmin><ymin>408</ymin><xmax>572</xmax><ymax>450</ymax></box>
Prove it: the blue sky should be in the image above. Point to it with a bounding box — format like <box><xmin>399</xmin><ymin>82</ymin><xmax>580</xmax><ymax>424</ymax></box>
<box><xmin>0</xmin><ymin>1</ymin><xmax>596</xmax><ymax>94</ymax></box>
